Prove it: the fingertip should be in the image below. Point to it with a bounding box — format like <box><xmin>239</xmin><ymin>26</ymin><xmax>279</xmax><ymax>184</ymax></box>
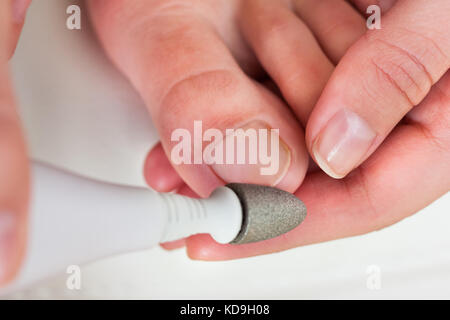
<box><xmin>185</xmin><ymin>234</ymin><xmax>280</xmax><ymax>261</ymax></box>
<box><xmin>160</xmin><ymin>238</ymin><xmax>186</xmax><ymax>251</ymax></box>
<box><xmin>185</xmin><ymin>234</ymin><xmax>225</xmax><ymax>261</ymax></box>
<box><xmin>144</xmin><ymin>143</ymin><xmax>184</xmax><ymax>192</ymax></box>
<box><xmin>275</xmin><ymin>144</ymin><xmax>309</xmax><ymax>193</ymax></box>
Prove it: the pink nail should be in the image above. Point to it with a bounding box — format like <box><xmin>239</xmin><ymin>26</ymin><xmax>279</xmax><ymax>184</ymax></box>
<box><xmin>312</xmin><ymin>109</ymin><xmax>376</xmax><ymax>179</ymax></box>
<box><xmin>210</xmin><ymin>121</ymin><xmax>291</xmax><ymax>186</ymax></box>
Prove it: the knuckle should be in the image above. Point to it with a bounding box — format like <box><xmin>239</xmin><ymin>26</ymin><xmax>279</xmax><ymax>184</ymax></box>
<box><xmin>370</xmin><ymin>38</ymin><xmax>435</xmax><ymax>108</ymax></box>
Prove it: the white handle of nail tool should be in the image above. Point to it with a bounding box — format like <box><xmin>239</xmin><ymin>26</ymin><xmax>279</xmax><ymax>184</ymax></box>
<box><xmin>5</xmin><ymin>162</ymin><xmax>242</xmax><ymax>292</ymax></box>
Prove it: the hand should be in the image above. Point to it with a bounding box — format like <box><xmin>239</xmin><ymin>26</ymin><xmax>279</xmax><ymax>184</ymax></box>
<box><xmin>90</xmin><ymin>0</ymin><xmax>449</xmax><ymax>260</ymax></box>
<box><xmin>88</xmin><ymin>0</ymin><xmax>369</xmax><ymax>196</ymax></box>
<box><xmin>88</xmin><ymin>0</ymin><xmax>371</xmax><ymax>249</ymax></box>
<box><xmin>0</xmin><ymin>0</ymin><xmax>31</xmax><ymax>285</ymax></box>
<box><xmin>184</xmin><ymin>0</ymin><xmax>450</xmax><ymax>259</ymax></box>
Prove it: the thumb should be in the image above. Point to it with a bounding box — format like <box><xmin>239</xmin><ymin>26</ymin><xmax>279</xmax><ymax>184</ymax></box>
<box><xmin>306</xmin><ymin>0</ymin><xmax>450</xmax><ymax>179</ymax></box>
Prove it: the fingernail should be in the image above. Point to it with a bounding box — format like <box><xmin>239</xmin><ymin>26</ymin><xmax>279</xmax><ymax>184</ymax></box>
<box><xmin>312</xmin><ymin>109</ymin><xmax>376</xmax><ymax>179</ymax></box>
<box><xmin>0</xmin><ymin>211</ymin><xmax>17</xmax><ymax>283</ymax></box>
<box><xmin>210</xmin><ymin>121</ymin><xmax>291</xmax><ymax>186</ymax></box>
<box><xmin>11</xmin><ymin>0</ymin><xmax>31</xmax><ymax>23</ymax></box>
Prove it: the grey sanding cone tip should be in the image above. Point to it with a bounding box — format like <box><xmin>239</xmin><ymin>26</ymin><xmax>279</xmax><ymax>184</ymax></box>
<box><xmin>227</xmin><ymin>183</ymin><xmax>307</xmax><ymax>244</ymax></box>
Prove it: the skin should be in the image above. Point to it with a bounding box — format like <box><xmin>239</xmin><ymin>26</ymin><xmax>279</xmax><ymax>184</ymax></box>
<box><xmin>0</xmin><ymin>0</ymin><xmax>449</xmax><ymax>285</ymax></box>
<box><xmin>127</xmin><ymin>0</ymin><xmax>450</xmax><ymax>259</ymax></box>
<box><xmin>0</xmin><ymin>0</ymin><xmax>31</xmax><ymax>285</ymax></box>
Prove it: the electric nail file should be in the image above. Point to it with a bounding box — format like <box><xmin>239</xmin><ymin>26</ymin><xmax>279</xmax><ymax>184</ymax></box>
<box><xmin>6</xmin><ymin>162</ymin><xmax>306</xmax><ymax>291</ymax></box>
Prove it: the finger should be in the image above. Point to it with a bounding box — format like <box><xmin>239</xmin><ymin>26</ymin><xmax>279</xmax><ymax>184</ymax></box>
<box><xmin>89</xmin><ymin>1</ymin><xmax>309</xmax><ymax>197</ymax></box>
<box><xmin>306</xmin><ymin>0</ymin><xmax>450</xmax><ymax>179</ymax></box>
<box><xmin>143</xmin><ymin>79</ymin><xmax>288</xmax><ymax>192</ymax></box>
<box><xmin>239</xmin><ymin>0</ymin><xmax>334</xmax><ymax>124</ymax></box>
<box><xmin>293</xmin><ymin>0</ymin><xmax>367</xmax><ymax>64</ymax></box>
<box><xmin>160</xmin><ymin>239</ymin><xmax>186</xmax><ymax>250</ymax></box>
<box><xmin>144</xmin><ymin>142</ymin><xmax>184</xmax><ymax>193</ymax></box>
<box><xmin>185</xmin><ymin>72</ymin><xmax>450</xmax><ymax>260</ymax></box>
<box><xmin>348</xmin><ymin>0</ymin><xmax>397</xmax><ymax>14</ymax></box>
<box><xmin>8</xmin><ymin>0</ymin><xmax>32</xmax><ymax>58</ymax></box>
<box><xmin>0</xmin><ymin>3</ymin><xmax>29</xmax><ymax>285</ymax></box>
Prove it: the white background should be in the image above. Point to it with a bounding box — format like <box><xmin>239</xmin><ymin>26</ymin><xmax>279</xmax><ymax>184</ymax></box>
<box><xmin>6</xmin><ymin>0</ymin><xmax>450</xmax><ymax>299</ymax></box>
